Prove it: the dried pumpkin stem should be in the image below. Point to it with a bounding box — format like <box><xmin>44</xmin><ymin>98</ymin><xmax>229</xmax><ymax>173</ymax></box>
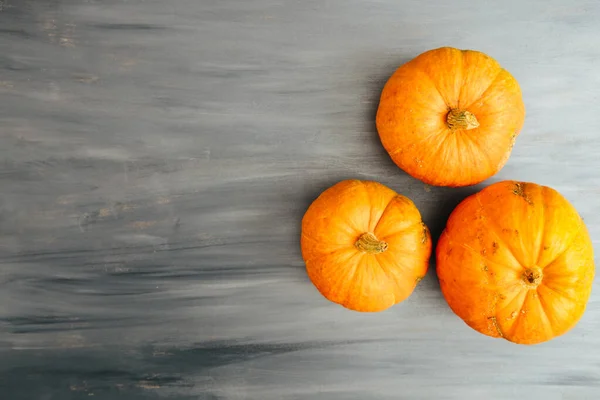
<box><xmin>355</xmin><ymin>232</ymin><xmax>388</xmax><ymax>254</ymax></box>
<box><xmin>522</xmin><ymin>267</ymin><xmax>543</xmax><ymax>287</ymax></box>
<box><xmin>447</xmin><ymin>109</ymin><xmax>480</xmax><ymax>130</ymax></box>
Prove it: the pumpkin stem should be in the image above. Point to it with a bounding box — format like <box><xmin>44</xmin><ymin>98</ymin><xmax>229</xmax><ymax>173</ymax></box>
<box><xmin>447</xmin><ymin>109</ymin><xmax>480</xmax><ymax>130</ymax></box>
<box><xmin>355</xmin><ymin>232</ymin><xmax>388</xmax><ymax>254</ymax></box>
<box><xmin>522</xmin><ymin>267</ymin><xmax>543</xmax><ymax>287</ymax></box>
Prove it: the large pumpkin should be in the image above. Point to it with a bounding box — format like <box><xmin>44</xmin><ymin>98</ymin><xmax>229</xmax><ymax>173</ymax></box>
<box><xmin>376</xmin><ymin>47</ymin><xmax>525</xmax><ymax>187</ymax></box>
<box><xmin>301</xmin><ymin>180</ymin><xmax>431</xmax><ymax>312</ymax></box>
<box><xmin>437</xmin><ymin>181</ymin><xmax>595</xmax><ymax>344</ymax></box>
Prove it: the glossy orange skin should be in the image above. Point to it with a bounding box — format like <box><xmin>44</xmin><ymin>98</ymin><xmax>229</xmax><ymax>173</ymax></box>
<box><xmin>301</xmin><ymin>180</ymin><xmax>431</xmax><ymax>312</ymax></box>
<box><xmin>376</xmin><ymin>47</ymin><xmax>525</xmax><ymax>187</ymax></box>
<box><xmin>437</xmin><ymin>181</ymin><xmax>595</xmax><ymax>344</ymax></box>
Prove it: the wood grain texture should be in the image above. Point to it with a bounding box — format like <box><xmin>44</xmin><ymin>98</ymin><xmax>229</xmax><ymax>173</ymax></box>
<box><xmin>0</xmin><ymin>0</ymin><xmax>599</xmax><ymax>399</ymax></box>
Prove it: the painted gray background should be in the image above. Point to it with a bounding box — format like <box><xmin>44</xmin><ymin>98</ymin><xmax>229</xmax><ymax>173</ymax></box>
<box><xmin>1</xmin><ymin>0</ymin><xmax>599</xmax><ymax>399</ymax></box>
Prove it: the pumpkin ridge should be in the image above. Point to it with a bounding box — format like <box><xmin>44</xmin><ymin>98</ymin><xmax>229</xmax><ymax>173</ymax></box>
<box><xmin>300</xmin><ymin>231</ymin><xmax>356</xmax><ymax>262</ymax></box>
<box><xmin>376</xmin><ymin>249</ymin><xmax>415</xmax><ymax>280</ymax></box>
<box><xmin>300</xmin><ymin>232</ymin><xmax>351</xmax><ymax>248</ymax></box>
<box><xmin>507</xmin><ymin>290</ymin><xmax>532</xmax><ymax>339</ymax></box>
<box><xmin>475</xmin><ymin>192</ymin><xmax>524</xmax><ymax>267</ymax></box>
<box><xmin>377</xmin><ymin>220</ymin><xmax>423</xmax><ymax>243</ymax></box>
<box><xmin>456</xmin><ymin>50</ymin><xmax>501</xmax><ymax>108</ymax></box>
<box><xmin>387</xmin><ymin>126</ymin><xmax>448</xmax><ymax>158</ymax></box>
<box><xmin>534</xmin><ymin>187</ymin><xmax>547</xmax><ymax>265</ymax></box>
<box><xmin>469</xmin><ymin>106</ymin><xmax>517</xmax><ymax>119</ymax></box>
<box><xmin>535</xmin><ymin>289</ymin><xmax>556</xmax><ymax>337</ymax></box>
<box><xmin>372</xmin><ymin>195</ymin><xmax>401</xmax><ymax>231</ymax></box>
<box><xmin>371</xmin><ymin>255</ymin><xmax>398</xmax><ymax>303</ymax></box>
<box><xmin>302</xmin><ymin>215</ymin><xmax>360</xmax><ymax>241</ymax></box>
<box><xmin>400</xmin><ymin>127</ymin><xmax>453</xmax><ymax>185</ymax></box>
<box><xmin>307</xmin><ymin>248</ymin><xmax>361</xmax><ymax>282</ymax></box>
<box><xmin>454</xmin><ymin>48</ymin><xmax>465</xmax><ymax>105</ymax></box>
<box><xmin>340</xmin><ymin>254</ymin><xmax>363</xmax><ymax>309</ymax></box>
<box><xmin>456</xmin><ymin>128</ymin><xmax>494</xmax><ymax>175</ymax></box>
<box><xmin>413</xmin><ymin>63</ymin><xmax>452</xmax><ymax>107</ymax></box>
<box><xmin>540</xmin><ymin>219</ymin><xmax>584</xmax><ymax>269</ymax></box>
<box><xmin>361</xmin><ymin>181</ymin><xmax>376</xmax><ymax>232</ymax></box>
<box><xmin>372</xmin><ymin>195</ymin><xmax>421</xmax><ymax>236</ymax></box>
<box><xmin>463</xmin><ymin>68</ymin><xmax>506</xmax><ymax>110</ymax></box>
<box><xmin>453</xmin><ymin>240</ymin><xmax>521</xmax><ymax>274</ymax></box>
<box><xmin>300</xmin><ymin>235</ymin><xmax>349</xmax><ymax>264</ymax></box>
<box><xmin>487</xmin><ymin>316</ymin><xmax>505</xmax><ymax>338</ymax></box>
<box><xmin>306</xmin><ymin>250</ymin><xmax>363</xmax><ymax>306</ymax></box>
<box><xmin>539</xmin><ymin>282</ymin><xmax>580</xmax><ymax>304</ymax></box>
<box><xmin>493</xmin><ymin>286</ymin><xmax>527</xmax><ymax>332</ymax></box>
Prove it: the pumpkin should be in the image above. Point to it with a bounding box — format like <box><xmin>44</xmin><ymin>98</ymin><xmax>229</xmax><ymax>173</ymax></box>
<box><xmin>301</xmin><ymin>180</ymin><xmax>431</xmax><ymax>312</ymax></box>
<box><xmin>376</xmin><ymin>47</ymin><xmax>525</xmax><ymax>187</ymax></box>
<box><xmin>437</xmin><ymin>181</ymin><xmax>594</xmax><ymax>344</ymax></box>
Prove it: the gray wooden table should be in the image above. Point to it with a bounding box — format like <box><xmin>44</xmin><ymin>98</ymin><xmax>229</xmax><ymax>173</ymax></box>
<box><xmin>1</xmin><ymin>1</ymin><xmax>599</xmax><ymax>399</ymax></box>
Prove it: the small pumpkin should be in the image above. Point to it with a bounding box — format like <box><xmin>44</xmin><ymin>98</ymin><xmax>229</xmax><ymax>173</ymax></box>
<box><xmin>437</xmin><ymin>181</ymin><xmax>595</xmax><ymax>344</ymax></box>
<box><xmin>376</xmin><ymin>47</ymin><xmax>525</xmax><ymax>187</ymax></box>
<box><xmin>301</xmin><ymin>180</ymin><xmax>431</xmax><ymax>312</ymax></box>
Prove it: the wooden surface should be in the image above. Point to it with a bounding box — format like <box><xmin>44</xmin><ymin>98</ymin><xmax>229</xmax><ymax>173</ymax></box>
<box><xmin>1</xmin><ymin>1</ymin><xmax>599</xmax><ymax>399</ymax></box>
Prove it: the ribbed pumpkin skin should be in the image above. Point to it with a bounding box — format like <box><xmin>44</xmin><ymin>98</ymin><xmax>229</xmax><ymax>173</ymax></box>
<box><xmin>301</xmin><ymin>180</ymin><xmax>431</xmax><ymax>312</ymax></box>
<box><xmin>376</xmin><ymin>47</ymin><xmax>525</xmax><ymax>187</ymax></box>
<box><xmin>437</xmin><ymin>181</ymin><xmax>595</xmax><ymax>344</ymax></box>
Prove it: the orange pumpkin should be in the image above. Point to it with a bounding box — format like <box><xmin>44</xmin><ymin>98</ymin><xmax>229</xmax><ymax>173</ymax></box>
<box><xmin>301</xmin><ymin>180</ymin><xmax>431</xmax><ymax>312</ymax></box>
<box><xmin>376</xmin><ymin>47</ymin><xmax>525</xmax><ymax>187</ymax></box>
<box><xmin>437</xmin><ymin>181</ymin><xmax>595</xmax><ymax>344</ymax></box>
